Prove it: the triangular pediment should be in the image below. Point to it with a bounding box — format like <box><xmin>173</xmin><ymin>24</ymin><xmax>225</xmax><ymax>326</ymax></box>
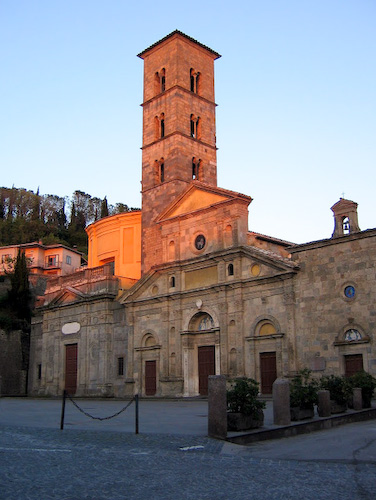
<box><xmin>119</xmin><ymin>245</ymin><xmax>298</xmax><ymax>304</ymax></box>
<box><xmin>47</xmin><ymin>287</ymin><xmax>86</xmax><ymax>307</ymax></box>
<box><xmin>158</xmin><ymin>183</ymin><xmax>252</xmax><ymax>222</ymax></box>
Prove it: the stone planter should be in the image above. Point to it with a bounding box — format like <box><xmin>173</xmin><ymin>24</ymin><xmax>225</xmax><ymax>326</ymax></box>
<box><xmin>290</xmin><ymin>406</ymin><xmax>314</xmax><ymax>421</ymax></box>
<box><xmin>227</xmin><ymin>410</ymin><xmax>264</xmax><ymax>431</ymax></box>
<box><xmin>330</xmin><ymin>401</ymin><xmax>347</xmax><ymax>414</ymax></box>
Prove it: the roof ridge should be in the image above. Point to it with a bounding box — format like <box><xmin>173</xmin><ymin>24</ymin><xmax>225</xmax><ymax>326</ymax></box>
<box><xmin>138</xmin><ymin>30</ymin><xmax>221</xmax><ymax>59</ymax></box>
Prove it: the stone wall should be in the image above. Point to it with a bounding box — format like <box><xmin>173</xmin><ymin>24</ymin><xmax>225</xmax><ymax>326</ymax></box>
<box><xmin>123</xmin><ymin>246</ymin><xmax>297</xmax><ymax>397</ymax></box>
<box><xmin>291</xmin><ymin>230</ymin><xmax>376</xmax><ymax>377</ymax></box>
<box><xmin>29</xmin><ymin>297</ymin><xmax>128</xmax><ymax>397</ymax></box>
<box><xmin>0</xmin><ymin>329</ymin><xmax>28</xmax><ymax>395</ymax></box>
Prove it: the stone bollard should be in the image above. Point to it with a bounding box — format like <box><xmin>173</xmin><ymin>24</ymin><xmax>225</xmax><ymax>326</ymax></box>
<box><xmin>317</xmin><ymin>389</ymin><xmax>331</xmax><ymax>417</ymax></box>
<box><xmin>272</xmin><ymin>378</ymin><xmax>291</xmax><ymax>426</ymax></box>
<box><xmin>353</xmin><ymin>387</ymin><xmax>363</xmax><ymax>411</ymax></box>
<box><xmin>208</xmin><ymin>375</ymin><xmax>227</xmax><ymax>440</ymax></box>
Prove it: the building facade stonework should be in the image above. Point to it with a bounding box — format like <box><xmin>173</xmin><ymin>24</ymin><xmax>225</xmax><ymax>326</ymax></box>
<box><xmin>28</xmin><ymin>31</ymin><xmax>376</xmax><ymax>398</ymax></box>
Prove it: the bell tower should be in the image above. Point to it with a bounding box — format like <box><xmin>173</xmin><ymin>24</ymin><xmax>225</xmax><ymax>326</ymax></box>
<box><xmin>138</xmin><ymin>31</ymin><xmax>221</xmax><ymax>274</ymax></box>
<box><xmin>331</xmin><ymin>198</ymin><xmax>360</xmax><ymax>237</ymax></box>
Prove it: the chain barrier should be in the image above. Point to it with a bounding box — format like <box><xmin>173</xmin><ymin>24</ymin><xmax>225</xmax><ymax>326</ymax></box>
<box><xmin>65</xmin><ymin>392</ymin><xmax>135</xmax><ymax>421</ymax></box>
<box><xmin>60</xmin><ymin>391</ymin><xmax>139</xmax><ymax>433</ymax></box>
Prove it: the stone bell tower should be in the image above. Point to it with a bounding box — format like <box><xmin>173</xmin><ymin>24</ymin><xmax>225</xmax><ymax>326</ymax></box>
<box><xmin>331</xmin><ymin>198</ymin><xmax>360</xmax><ymax>237</ymax></box>
<box><xmin>138</xmin><ymin>31</ymin><xmax>221</xmax><ymax>274</ymax></box>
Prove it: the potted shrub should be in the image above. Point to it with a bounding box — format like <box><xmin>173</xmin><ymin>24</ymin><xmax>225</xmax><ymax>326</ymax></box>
<box><xmin>227</xmin><ymin>377</ymin><xmax>266</xmax><ymax>431</ymax></box>
<box><xmin>320</xmin><ymin>375</ymin><xmax>351</xmax><ymax>413</ymax></box>
<box><xmin>289</xmin><ymin>369</ymin><xmax>318</xmax><ymax>421</ymax></box>
<box><xmin>349</xmin><ymin>371</ymin><xmax>376</xmax><ymax>408</ymax></box>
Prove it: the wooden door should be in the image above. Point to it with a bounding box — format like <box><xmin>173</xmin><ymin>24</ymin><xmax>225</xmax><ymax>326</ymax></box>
<box><xmin>345</xmin><ymin>354</ymin><xmax>363</xmax><ymax>377</ymax></box>
<box><xmin>260</xmin><ymin>352</ymin><xmax>277</xmax><ymax>394</ymax></box>
<box><xmin>145</xmin><ymin>360</ymin><xmax>157</xmax><ymax>396</ymax></box>
<box><xmin>65</xmin><ymin>344</ymin><xmax>78</xmax><ymax>394</ymax></box>
<box><xmin>198</xmin><ymin>346</ymin><xmax>215</xmax><ymax>396</ymax></box>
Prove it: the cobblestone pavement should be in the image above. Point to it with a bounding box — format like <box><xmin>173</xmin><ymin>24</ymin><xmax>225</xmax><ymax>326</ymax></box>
<box><xmin>1</xmin><ymin>398</ymin><xmax>376</xmax><ymax>499</ymax></box>
<box><xmin>1</xmin><ymin>423</ymin><xmax>376</xmax><ymax>500</ymax></box>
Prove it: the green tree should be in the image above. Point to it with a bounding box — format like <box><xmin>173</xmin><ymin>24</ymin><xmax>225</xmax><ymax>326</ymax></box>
<box><xmin>100</xmin><ymin>196</ymin><xmax>109</xmax><ymax>218</ymax></box>
<box><xmin>8</xmin><ymin>250</ymin><xmax>31</xmax><ymax>322</ymax></box>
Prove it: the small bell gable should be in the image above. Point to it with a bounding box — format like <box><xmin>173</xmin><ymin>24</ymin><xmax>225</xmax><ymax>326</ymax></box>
<box><xmin>331</xmin><ymin>198</ymin><xmax>360</xmax><ymax>237</ymax></box>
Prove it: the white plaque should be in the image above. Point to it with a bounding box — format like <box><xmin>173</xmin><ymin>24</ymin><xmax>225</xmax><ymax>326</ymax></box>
<box><xmin>62</xmin><ymin>322</ymin><xmax>81</xmax><ymax>335</ymax></box>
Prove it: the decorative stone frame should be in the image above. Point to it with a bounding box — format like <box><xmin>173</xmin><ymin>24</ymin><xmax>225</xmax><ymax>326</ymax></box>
<box><xmin>181</xmin><ymin>310</ymin><xmax>220</xmax><ymax>397</ymax></box>
<box><xmin>334</xmin><ymin>323</ymin><xmax>370</xmax><ymax>346</ymax></box>
<box><xmin>245</xmin><ymin>315</ymin><xmax>285</xmax><ymax>383</ymax></box>
<box><xmin>182</xmin><ymin>307</ymin><xmax>219</xmax><ymax>332</ymax></box>
<box><xmin>248</xmin><ymin>315</ymin><xmax>282</xmax><ymax>339</ymax></box>
<box><xmin>139</xmin><ymin>332</ymin><xmax>160</xmax><ymax>349</ymax></box>
<box><xmin>341</xmin><ymin>281</ymin><xmax>357</xmax><ymax>302</ymax></box>
<box><xmin>192</xmin><ymin>231</ymin><xmax>207</xmax><ymax>254</ymax></box>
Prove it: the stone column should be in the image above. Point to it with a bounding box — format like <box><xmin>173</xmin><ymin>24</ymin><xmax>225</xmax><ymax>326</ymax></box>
<box><xmin>272</xmin><ymin>378</ymin><xmax>291</xmax><ymax>426</ymax></box>
<box><xmin>317</xmin><ymin>389</ymin><xmax>331</xmax><ymax>417</ymax></box>
<box><xmin>182</xmin><ymin>344</ymin><xmax>193</xmax><ymax>396</ymax></box>
<box><xmin>208</xmin><ymin>375</ymin><xmax>227</xmax><ymax>440</ymax></box>
<box><xmin>353</xmin><ymin>387</ymin><xmax>363</xmax><ymax>411</ymax></box>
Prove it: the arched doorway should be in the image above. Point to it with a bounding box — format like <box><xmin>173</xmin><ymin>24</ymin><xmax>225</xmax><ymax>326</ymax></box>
<box><xmin>182</xmin><ymin>312</ymin><xmax>219</xmax><ymax>396</ymax></box>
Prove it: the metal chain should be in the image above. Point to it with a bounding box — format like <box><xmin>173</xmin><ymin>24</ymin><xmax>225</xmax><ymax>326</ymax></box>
<box><xmin>66</xmin><ymin>393</ymin><xmax>135</xmax><ymax>421</ymax></box>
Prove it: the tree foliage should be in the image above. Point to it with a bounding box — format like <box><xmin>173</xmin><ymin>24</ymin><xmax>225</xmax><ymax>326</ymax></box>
<box><xmin>0</xmin><ymin>250</ymin><xmax>32</xmax><ymax>333</ymax></box>
<box><xmin>8</xmin><ymin>250</ymin><xmax>31</xmax><ymax>322</ymax></box>
<box><xmin>0</xmin><ymin>186</ymin><xmax>139</xmax><ymax>256</ymax></box>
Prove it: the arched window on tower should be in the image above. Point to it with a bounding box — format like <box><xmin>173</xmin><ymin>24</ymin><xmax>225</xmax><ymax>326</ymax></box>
<box><xmin>160</xmin><ymin>158</ymin><xmax>165</xmax><ymax>183</ymax></box>
<box><xmin>160</xmin><ymin>68</ymin><xmax>166</xmax><ymax>92</ymax></box>
<box><xmin>154</xmin><ymin>160</ymin><xmax>160</xmax><ymax>184</ymax></box>
<box><xmin>190</xmin><ymin>114</ymin><xmax>195</xmax><ymax>137</ymax></box>
<box><xmin>155</xmin><ymin>113</ymin><xmax>165</xmax><ymax>140</ymax></box>
<box><xmin>160</xmin><ymin>113</ymin><xmax>165</xmax><ymax>138</ymax></box>
<box><xmin>227</xmin><ymin>263</ymin><xmax>234</xmax><ymax>276</ymax></box>
<box><xmin>196</xmin><ymin>72</ymin><xmax>200</xmax><ymax>94</ymax></box>
<box><xmin>190</xmin><ymin>68</ymin><xmax>195</xmax><ymax>92</ymax></box>
<box><xmin>190</xmin><ymin>68</ymin><xmax>200</xmax><ymax>94</ymax></box>
<box><xmin>155</xmin><ymin>68</ymin><xmax>166</xmax><ymax>94</ymax></box>
<box><xmin>154</xmin><ymin>116</ymin><xmax>159</xmax><ymax>141</ymax></box>
<box><xmin>155</xmin><ymin>158</ymin><xmax>165</xmax><ymax>184</ymax></box>
<box><xmin>192</xmin><ymin>157</ymin><xmax>201</xmax><ymax>180</ymax></box>
<box><xmin>190</xmin><ymin>115</ymin><xmax>200</xmax><ymax>139</ymax></box>
<box><xmin>154</xmin><ymin>72</ymin><xmax>160</xmax><ymax>95</ymax></box>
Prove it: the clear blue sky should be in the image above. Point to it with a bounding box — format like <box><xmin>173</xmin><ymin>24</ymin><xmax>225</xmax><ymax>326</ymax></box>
<box><xmin>1</xmin><ymin>0</ymin><xmax>375</xmax><ymax>243</ymax></box>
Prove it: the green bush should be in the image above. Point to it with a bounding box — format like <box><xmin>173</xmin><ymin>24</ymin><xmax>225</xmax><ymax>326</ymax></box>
<box><xmin>227</xmin><ymin>377</ymin><xmax>266</xmax><ymax>416</ymax></box>
<box><xmin>349</xmin><ymin>371</ymin><xmax>376</xmax><ymax>408</ymax></box>
<box><xmin>290</xmin><ymin>369</ymin><xmax>319</xmax><ymax>409</ymax></box>
<box><xmin>320</xmin><ymin>375</ymin><xmax>351</xmax><ymax>405</ymax></box>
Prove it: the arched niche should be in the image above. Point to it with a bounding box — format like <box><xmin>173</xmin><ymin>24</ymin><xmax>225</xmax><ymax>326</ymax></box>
<box><xmin>188</xmin><ymin>312</ymin><xmax>215</xmax><ymax>332</ymax></box>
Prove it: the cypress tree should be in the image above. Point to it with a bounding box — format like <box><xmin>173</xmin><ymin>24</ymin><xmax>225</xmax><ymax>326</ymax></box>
<box><xmin>100</xmin><ymin>197</ymin><xmax>109</xmax><ymax>218</ymax></box>
<box><xmin>8</xmin><ymin>250</ymin><xmax>31</xmax><ymax>322</ymax></box>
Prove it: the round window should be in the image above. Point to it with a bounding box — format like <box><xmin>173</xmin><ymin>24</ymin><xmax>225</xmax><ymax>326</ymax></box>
<box><xmin>344</xmin><ymin>285</ymin><xmax>355</xmax><ymax>299</ymax></box>
<box><xmin>194</xmin><ymin>234</ymin><xmax>206</xmax><ymax>250</ymax></box>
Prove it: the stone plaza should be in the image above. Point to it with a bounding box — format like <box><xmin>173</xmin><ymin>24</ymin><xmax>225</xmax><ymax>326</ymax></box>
<box><xmin>1</xmin><ymin>397</ymin><xmax>376</xmax><ymax>499</ymax></box>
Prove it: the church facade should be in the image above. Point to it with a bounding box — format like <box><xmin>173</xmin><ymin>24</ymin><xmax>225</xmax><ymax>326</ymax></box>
<box><xmin>28</xmin><ymin>31</ymin><xmax>376</xmax><ymax>398</ymax></box>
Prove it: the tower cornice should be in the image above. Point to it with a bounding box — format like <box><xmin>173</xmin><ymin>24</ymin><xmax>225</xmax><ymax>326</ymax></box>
<box><xmin>138</xmin><ymin>30</ymin><xmax>221</xmax><ymax>60</ymax></box>
<box><xmin>141</xmin><ymin>84</ymin><xmax>218</xmax><ymax>108</ymax></box>
<box><xmin>141</xmin><ymin>131</ymin><xmax>217</xmax><ymax>151</ymax></box>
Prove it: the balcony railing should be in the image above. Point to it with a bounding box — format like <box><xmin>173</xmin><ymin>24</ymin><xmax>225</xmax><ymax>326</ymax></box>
<box><xmin>45</xmin><ymin>263</ymin><xmax>117</xmax><ymax>294</ymax></box>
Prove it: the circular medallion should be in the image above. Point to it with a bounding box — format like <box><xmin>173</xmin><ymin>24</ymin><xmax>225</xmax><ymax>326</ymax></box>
<box><xmin>194</xmin><ymin>234</ymin><xmax>206</xmax><ymax>250</ymax></box>
<box><xmin>344</xmin><ymin>285</ymin><xmax>355</xmax><ymax>299</ymax></box>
